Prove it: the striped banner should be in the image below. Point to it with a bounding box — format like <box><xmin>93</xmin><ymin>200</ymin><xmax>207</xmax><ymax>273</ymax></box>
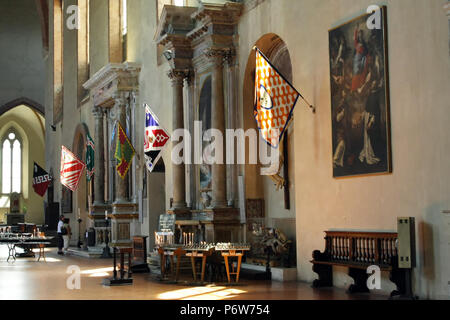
<box><xmin>60</xmin><ymin>146</ymin><xmax>86</xmax><ymax>192</ymax></box>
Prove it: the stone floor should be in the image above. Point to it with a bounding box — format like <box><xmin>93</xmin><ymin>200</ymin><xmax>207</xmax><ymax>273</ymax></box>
<box><xmin>0</xmin><ymin>246</ymin><xmax>389</xmax><ymax>300</ymax></box>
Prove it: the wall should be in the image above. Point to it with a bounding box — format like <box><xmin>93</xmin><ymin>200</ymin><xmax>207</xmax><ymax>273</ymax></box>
<box><xmin>0</xmin><ymin>0</ymin><xmax>45</xmax><ymax>107</ymax></box>
<box><xmin>0</xmin><ymin>106</ymin><xmax>46</xmax><ymax>224</ymax></box>
<box><xmin>238</xmin><ymin>0</ymin><xmax>450</xmax><ymax>299</ymax></box>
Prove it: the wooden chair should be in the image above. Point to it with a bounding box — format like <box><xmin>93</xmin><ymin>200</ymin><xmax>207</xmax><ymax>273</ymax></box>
<box><xmin>37</xmin><ymin>232</ymin><xmax>46</xmax><ymax>262</ymax></box>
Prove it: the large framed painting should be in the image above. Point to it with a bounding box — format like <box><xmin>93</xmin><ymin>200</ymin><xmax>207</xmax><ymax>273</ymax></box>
<box><xmin>329</xmin><ymin>6</ymin><xmax>391</xmax><ymax>178</ymax></box>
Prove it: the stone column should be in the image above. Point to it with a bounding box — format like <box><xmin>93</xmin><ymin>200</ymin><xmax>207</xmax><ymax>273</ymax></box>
<box><xmin>224</xmin><ymin>50</ymin><xmax>238</xmax><ymax>207</ymax></box>
<box><xmin>168</xmin><ymin>70</ymin><xmax>187</xmax><ymax>209</ymax></box>
<box><xmin>93</xmin><ymin>107</ymin><xmax>105</xmax><ymax>205</ymax></box>
<box><xmin>206</xmin><ymin>49</ymin><xmax>227</xmax><ymax>208</ymax></box>
<box><xmin>114</xmin><ymin>94</ymin><xmax>129</xmax><ymax>204</ymax></box>
<box><xmin>185</xmin><ymin>72</ymin><xmax>196</xmax><ymax>209</ymax></box>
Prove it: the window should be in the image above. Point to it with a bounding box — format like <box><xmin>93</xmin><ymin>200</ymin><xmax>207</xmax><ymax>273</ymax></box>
<box><xmin>0</xmin><ymin>130</ymin><xmax>22</xmax><ymax>208</ymax></box>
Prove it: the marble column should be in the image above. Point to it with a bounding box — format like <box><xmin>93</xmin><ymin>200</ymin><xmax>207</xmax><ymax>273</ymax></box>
<box><xmin>206</xmin><ymin>49</ymin><xmax>227</xmax><ymax>208</ymax></box>
<box><xmin>225</xmin><ymin>50</ymin><xmax>238</xmax><ymax>207</ymax></box>
<box><xmin>185</xmin><ymin>73</ymin><xmax>196</xmax><ymax>209</ymax></box>
<box><xmin>93</xmin><ymin>107</ymin><xmax>105</xmax><ymax>205</ymax></box>
<box><xmin>168</xmin><ymin>70</ymin><xmax>187</xmax><ymax>209</ymax></box>
<box><xmin>114</xmin><ymin>95</ymin><xmax>129</xmax><ymax>204</ymax></box>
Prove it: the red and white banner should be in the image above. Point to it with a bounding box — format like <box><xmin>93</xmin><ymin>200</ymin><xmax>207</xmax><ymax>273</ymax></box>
<box><xmin>60</xmin><ymin>146</ymin><xmax>86</xmax><ymax>192</ymax></box>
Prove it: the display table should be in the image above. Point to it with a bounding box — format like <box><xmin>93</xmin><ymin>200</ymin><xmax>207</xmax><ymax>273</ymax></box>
<box><xmin>0</xmin><ymin>234</ymin><xmax>54</xmax><ymax>262</ymax></box>
<box><xmin>156</xmin><ymin>243</ymin><xmax>251</xmax><ymax>284</ymax></box>
<box><xmin>222</xmin><ymin>250</ymin><xmax>245</xmax><ymax>283</ymax></box>
<box><xmin>186</xmin><ymin>248</ymin><xmax>215</xmax><ymax>283</ymax></box>
<box><xmin>157</xmin><ymin>247</ymin><xmax>186</xmax><ymax>282</ymax></box>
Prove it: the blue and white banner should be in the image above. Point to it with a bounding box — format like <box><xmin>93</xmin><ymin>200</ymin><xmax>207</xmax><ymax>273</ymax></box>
<box><xmin>144</xmin><ymin>104</ymin><xmax>170</xmax><ymax>172</ymax></box>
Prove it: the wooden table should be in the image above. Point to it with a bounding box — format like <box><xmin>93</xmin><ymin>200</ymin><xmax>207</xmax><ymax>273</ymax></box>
<box><xmin>221</xmin><ymin>250</ymin><xmax>245</xmax><ymax>283</ymax></box>
<box><xmin>157</xmin><ymin>247</ymin><xmax>186</xmax><ymax>282</ymax></box>
<box><xmin>185</xmin><ymin>248</ymin><xmax>215</xmax><ymax>283</ymax></box>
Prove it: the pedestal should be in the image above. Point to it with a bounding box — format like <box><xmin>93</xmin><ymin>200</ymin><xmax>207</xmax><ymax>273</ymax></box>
<box><xmin>111</xmin><ymin>203</ymin><xmax>138</xmax><ymax>247</ymax></box>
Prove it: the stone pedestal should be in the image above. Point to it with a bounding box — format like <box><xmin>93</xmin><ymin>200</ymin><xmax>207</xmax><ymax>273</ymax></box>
<box><xmin>111</xmin><ymin>203</ymin><xmax>138</xmax><ymax>247</ymax></box>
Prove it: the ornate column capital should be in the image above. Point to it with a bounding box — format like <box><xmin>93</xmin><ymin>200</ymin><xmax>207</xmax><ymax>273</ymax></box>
<box><xmin>224</xmin><ymin>48</ymin><xmax>237</xmax><ymax>67</ymax></box>
<box><xmin>168</xmin><ymin>69</ymin><xmax>189</xmax><ymax>87</ymax></box>
<box><xmin>93</xmin><ymin>107</ymin><xmax>104</xmax><ymax>118</ymax></box>
<box><xmin>204</xmin><ymin>48</ymin><xmax>229</xmax><ymax>67</ymax></box>
<box><xmin>185</xmin><ymin>70</ymin><xmax>195</xmax><ymax>87</ymax></box>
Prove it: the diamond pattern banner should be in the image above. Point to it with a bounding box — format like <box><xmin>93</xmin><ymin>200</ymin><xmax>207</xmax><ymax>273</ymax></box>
<box><xmin>60</xmin><ymin>146</ymin><xmax>86</xmax><ymax>192</ymax></box>
<box><xmin>254</xmin><ymin>48</ymin><xmax>300</xmax><ymax>148</ymax></box>
<box><xmin>144</xmin><ymin>104</ymin><xmax>170</xmax><ymax>172</ymax></box>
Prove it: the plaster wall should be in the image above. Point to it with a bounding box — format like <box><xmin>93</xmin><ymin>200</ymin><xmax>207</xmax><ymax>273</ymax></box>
<box><xmin>0</xmin><ymin>0</ymin><xmax>45</xmax><ymax>107</ymax></box>
<box><xmin>238</xmin><ymin>0</ymin><xmax>450</xmax><ymax>299</ymax></box>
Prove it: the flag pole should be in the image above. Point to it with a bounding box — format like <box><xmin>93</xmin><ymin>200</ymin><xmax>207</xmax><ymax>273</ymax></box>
<box><xmin>253</xmin><ymin>46</ymin><xmax>316</xmax><ymax>114</ymax></box>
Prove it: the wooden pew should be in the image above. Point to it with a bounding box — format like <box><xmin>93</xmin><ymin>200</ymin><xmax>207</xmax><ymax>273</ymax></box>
<box><xmin>311</xmin><ymin>230</ymin><xmax>408</xmax><ymax>296</ymax></box>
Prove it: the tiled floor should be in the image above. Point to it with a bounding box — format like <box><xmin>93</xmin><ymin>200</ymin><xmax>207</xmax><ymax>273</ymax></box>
<box><xmin>0</xmin><ymin>247</ymin><xmax>389</xmax><ymax>300</ymax></box>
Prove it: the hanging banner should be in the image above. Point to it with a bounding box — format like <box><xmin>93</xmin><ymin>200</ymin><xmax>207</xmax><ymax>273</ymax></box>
<box><xmin>60</xmin><ymin>146</ymin><xmax>86</xmax><ymax>192</ymax></box>
<box><xmin>32</xmin><ymin>162</ymin><xmax>52</xmax><ymax>197</ymax></box>
<box><xmin>254</xmin><ymin>47</ymin><xmax>301</xmax><ymax>148</ymax></box>
<box><xmin>115</xmin><ymin>122</ymin><xmax>135</xmax><ymax>179</ymax></box>
<box><xmin>144</xmin><ymin>104</ymin><xmax>170</xmax><ymax>172</ymax></box>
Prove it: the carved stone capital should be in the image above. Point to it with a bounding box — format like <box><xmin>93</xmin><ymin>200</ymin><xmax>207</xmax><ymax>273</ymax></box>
<box><xmin>223</xmin><ymin>48</ymin><xmax>236</xmax><ymax>66</ymax></box>
<box><xmin>185</xmin><ymin>70</ymin><xmax>195</xmax><ymax>87</ymax></box>
<box><xmin>112</xmin><ymin>92</ymin><xmax>127</xmax><ymax>107</ymax></box>
<box><xmin>167</xmin><ymin>69</ymin><xmax>189</xmax><ymax>87</ymax></box>
<box><xmin>204</xmin><ymin>48</ymin><xmax>228</xmax><ymax>67</ymax></box>
<box><xmin>93</xmin><ymin>107</ymin><xmax>104</xmax><ymax>119</ymax></box>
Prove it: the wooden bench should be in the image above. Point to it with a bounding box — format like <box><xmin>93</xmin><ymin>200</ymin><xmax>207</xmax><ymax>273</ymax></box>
<box><xmin>311</xmin><ymin>231</ymin><xmax>408</xmax><ymax>296</ymax></box>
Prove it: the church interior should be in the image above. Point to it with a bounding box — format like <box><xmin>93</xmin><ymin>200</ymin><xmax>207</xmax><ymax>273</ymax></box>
<box><xmin>0</xmin><ymin>0</ymin><xmax>449</xmax><ymax>302</ymax></box>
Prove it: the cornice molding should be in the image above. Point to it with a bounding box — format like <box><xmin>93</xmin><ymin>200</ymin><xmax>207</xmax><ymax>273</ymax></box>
<box><xmin>154</xmin><ymin>5</ymin><xmax>198</xmax><ymax>43</ymax></box>
<box><xmin>83</xmin><ymin>62</ymin><xmax>141</xmax><ymax>108</ymax></box>
<box><xmin>83</xmin><ymin>62</ymin><xmax>141</xmax><ymax>91</ymax></box>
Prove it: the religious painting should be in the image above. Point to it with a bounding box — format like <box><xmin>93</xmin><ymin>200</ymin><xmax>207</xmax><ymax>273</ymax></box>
<box><xmin>329</xmin><ymin>6</ymin><xmax>391</xmax><ymax>178</ymax></box>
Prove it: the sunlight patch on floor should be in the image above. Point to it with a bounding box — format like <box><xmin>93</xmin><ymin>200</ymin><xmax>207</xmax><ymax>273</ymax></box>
<box><xmin>81</xmin><ymin>267</ymin><xmax>114</xmax><ymax>275</ymax></box>
<box><xmin>158</xmin><ymin>285</ymin><xmax>247</xmax><ymax>300</ymax></box>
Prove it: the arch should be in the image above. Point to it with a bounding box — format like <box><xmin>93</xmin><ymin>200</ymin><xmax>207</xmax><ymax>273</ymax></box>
<box><xmin>72</xmin><ymin>123</ymin><xmax>90</xmax><ymax>158</ymax></box>
<box><xmin>0</xmin><ymin>97</ymin><xmax>45</xmax><ymax>117</ymax></box>
<box><xmin>198</xmin><ymin>76</ymin><xmax>212</xmax><ymax>193</ymax></box>
<box><xmin>242</xmin><ymin>34</ymin><xmax>297</xmax><ymax>266</ymax></box>
<box><xmin>147</xmin><ymin>157</ymin><xmax>166</xmax><ymax>250</ymax></box>
<box><xmin>242</xmin><ymin>33</ymin><xmax>293</xmax><ymax>200</ymax></box>
<box><xmin>71</xmin><ymin>123</ymin><xmax>91</xmax><ymax>244</ymax></box>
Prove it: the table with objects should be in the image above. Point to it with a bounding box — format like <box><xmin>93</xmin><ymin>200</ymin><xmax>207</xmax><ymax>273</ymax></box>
<box><xmin>156</xmin><ymin>243</ymin><xmax>251</xmax><ymax>284</ymax></box>
<box><xmin>0</xmin><ymin>232</ymin><xmax>53</xmax><ymax>262</ymax></box>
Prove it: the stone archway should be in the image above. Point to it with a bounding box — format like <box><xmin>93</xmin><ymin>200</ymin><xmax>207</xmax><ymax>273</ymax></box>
<box><xmin>242</xmin><ymin>33</ymin><xmax>297</xmax><ymax>267</ymax></box>
<box><xmin>0</xmin><ymin>97</ymin><xmax>45</xmax><ymax>117</ymax></box>
<box><xmin>72</xmin><ymin>123</ymin><xmax>90</xmax><ymax>247</ymax></box>
<box><xmin>147</xmin><ymin>158</ymin><xmax>166</xmax><ymax>251</ymax></box>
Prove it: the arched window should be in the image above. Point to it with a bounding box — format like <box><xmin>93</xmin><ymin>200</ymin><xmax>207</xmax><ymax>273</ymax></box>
<box><xmin>0</xmin><ymin>129</ymin><xmax>22</xmax><ymax>208</ymax></box>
